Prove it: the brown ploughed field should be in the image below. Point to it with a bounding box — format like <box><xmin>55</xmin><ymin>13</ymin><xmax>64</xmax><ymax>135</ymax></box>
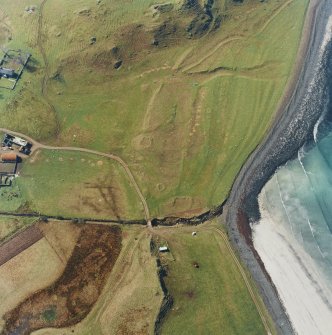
<box><xmin>0</xmin><ymin>225</ymin><xmax>43</xmax><ymax>266</ymax></box>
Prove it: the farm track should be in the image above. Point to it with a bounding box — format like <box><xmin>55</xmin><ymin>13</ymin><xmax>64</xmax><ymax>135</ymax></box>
<box><xmin>94</xmin><ymin>230</ymin><xmax>146</xmax><ymax>325</ymax></box>
<box><xmin>258</xmin><ymin>0</ymin><xmax>294</xmax><ymax>35</ymax></box>
<box><xmin>42</xmin><ymin>233</ymin><xmax>67</xmax><ymax>264</ymax></box>
<box><xmin>182</xmin><ymin>36</ymin><xmax>243</xmax><ymax>73</ymax></box>
<box><xmin>142</xmin><ymin>82</ymin><xmax>164</xmax><ymax>131</ymax></box>
<box><xmin>0</xmin><ymin>127</ymin><xmax>151</xmax><ymax>225</ymax></box>
<box><xmin>37</xmin><ymin>0</ymin><xmax>61</xmax><ymax>136</ymax></box>
<box><xmin>172</xmin><ymin>47</ymin><xmax>194</xmax><ymax>71</ymax></box>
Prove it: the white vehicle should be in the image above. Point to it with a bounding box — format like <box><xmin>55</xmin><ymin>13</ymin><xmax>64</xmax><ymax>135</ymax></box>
<box><xmin>12</xmin><ymin>136</ymin><xmax>28</xmax><ymax>147</ymax></box>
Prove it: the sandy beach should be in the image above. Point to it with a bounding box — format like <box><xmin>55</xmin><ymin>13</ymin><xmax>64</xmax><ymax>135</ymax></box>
<box><xmin>253</xmin><ymin>199</ymin><xmax>332</xmax><ymax>335</ymax></box>
<box><xmin>224</xmin><ymin>0</ymin><xmax>332</xmax><ymax>333</ymax></box>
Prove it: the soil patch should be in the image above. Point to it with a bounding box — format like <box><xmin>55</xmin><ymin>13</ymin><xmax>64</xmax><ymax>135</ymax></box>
<box><xmin>1</xmin><ymin>224</ymin><xmax>122</xmax><ymax>335</ymax></box>
<box><xmin>184</xmin><ymin>290</ymin><xmax>195</xmax><ymax>299</ymax></box>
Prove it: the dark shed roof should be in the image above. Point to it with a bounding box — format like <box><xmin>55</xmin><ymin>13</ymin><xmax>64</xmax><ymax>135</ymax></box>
<box><xmin>0</xmin><ymin>67</ymin><xmax>15</xmax><ymax>77</ymax></box>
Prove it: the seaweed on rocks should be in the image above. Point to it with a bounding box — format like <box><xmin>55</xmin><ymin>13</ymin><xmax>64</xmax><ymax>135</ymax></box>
<box><xmin>186</xmin><ymin>13</ymin><xmax>213</xmax><ymax>37</ymax></box>
<box><xmin>185</xmin><ymin>0</ymin><xmax>215</xmax><ymax>38</ymax></box>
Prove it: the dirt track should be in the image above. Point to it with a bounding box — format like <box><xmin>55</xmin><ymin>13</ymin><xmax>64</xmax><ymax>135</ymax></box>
<box><xmin>37</xmin><ymin>0</ymin><xmax>61</xmax><ymax>135</ymax></box>
<box><xmin>0</xmin><ymin>225</ymin><xmax>43</xmax><ymax>266</ymax></box>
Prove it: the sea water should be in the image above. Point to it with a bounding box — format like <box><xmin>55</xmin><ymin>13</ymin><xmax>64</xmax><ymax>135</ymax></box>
<box><xmin>252</xmin><ymin>14</ymin><xmax>332</xmax><ymax>335</ymax></box>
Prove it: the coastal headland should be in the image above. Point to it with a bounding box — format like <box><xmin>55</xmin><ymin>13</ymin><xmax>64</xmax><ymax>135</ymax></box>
<box><xmin>225</xmin><ymin>0</ymin><xmax>332</xmax><ymax>333</ymax></box>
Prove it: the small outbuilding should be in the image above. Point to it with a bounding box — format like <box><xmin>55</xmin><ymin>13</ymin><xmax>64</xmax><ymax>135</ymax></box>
<box><xmin>0</xmin><ymin>153</ymin><xmax>17</xmax><ymax>162</ymax></box>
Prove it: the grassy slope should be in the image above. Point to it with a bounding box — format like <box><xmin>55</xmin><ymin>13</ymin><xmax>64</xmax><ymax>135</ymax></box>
<box><xmin>159</xmin><ymin>224</ymin><xmax>275</xmax><ymax>335</ymax></box>
<box><xmin>0</xmin><ymin>0</ymin><xmax>309</xmax><ymax>218</ymax></box>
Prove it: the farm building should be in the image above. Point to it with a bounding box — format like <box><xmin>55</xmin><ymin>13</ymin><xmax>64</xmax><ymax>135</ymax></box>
<box><xmin>2</xmin><ymin>133</ymin><xmax>32</xmax><ymax>155</ymax></box>
<box><xmin>0</xmin><ymin>50</ymin><xmax>31</xmax><ymax>90</ymax></box>
<box><xmin>0</xmin><ymin>152</ymin><xmax>18</xmax><ymax>186</ymax></box>
<box><xmin>0</xmin><ymin>153</ymin><xmax>17</xmax><ymax>162</ymax></box>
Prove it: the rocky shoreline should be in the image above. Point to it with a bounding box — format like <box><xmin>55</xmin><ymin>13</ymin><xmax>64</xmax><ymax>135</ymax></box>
<box><xmin>223</xmin><ymin>0</ymin><xmax>331</xmax><ymax>334</ymax></box>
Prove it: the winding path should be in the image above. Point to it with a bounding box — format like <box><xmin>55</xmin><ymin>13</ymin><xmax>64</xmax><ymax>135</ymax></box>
<box><xmin>0</xmin><ymin>127</ymin><xmax>151</xmax><ymax>225</ymax></box>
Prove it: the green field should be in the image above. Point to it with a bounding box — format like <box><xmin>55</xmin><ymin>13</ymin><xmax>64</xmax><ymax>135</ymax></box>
<box><xmin>12</xmin><ymin>149</ymin><xmax>144</xmax><ymax>219</ymax></box>
<box><xmin>0</xmin><ymin>0</ymin><xmax>309</xmax><ymax>219</ymax></box>
<box><xmin>158</xmin><ymin>224</ymin><xmax>276</xmax><ymax>335</ymax></box>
